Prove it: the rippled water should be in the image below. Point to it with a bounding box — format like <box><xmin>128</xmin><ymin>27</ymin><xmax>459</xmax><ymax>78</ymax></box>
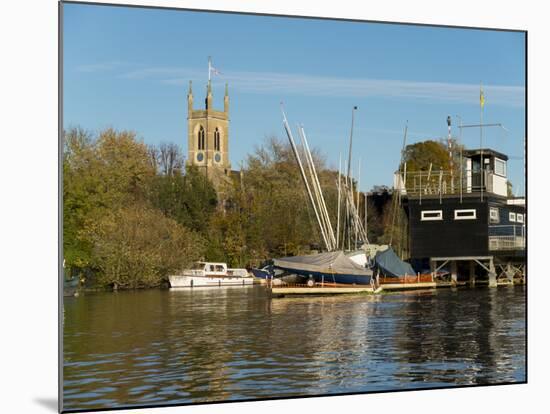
<box><xmin>63</xmin><ymin>285</ymin><xmax>526</xmax><ymax>411</ymax></box>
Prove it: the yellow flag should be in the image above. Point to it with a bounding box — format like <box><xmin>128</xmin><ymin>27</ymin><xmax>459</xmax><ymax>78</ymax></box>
<box><xmin>480</xmin><ymin>86</ymin><xmax>485</xmax><ymax>108</ymax></box>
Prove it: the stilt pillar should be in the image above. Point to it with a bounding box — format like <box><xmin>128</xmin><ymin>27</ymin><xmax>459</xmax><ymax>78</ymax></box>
<box><xmin>505</xmin><ymin>263</ymin><xmax>514</xmax><ymax>284</ymax></box>
<box><xmin>488</xmin><ymin>258</ymin><xmax>497</xmax><ymax>287</ymax></box>
<box><xmin>451</xmin><ymin>260</ymin><xmax>458</xmax><ymax>285</ymax></box>
<box><xmin>469</xmin><ymin>260</ymin><xmax>476</xmax><ymax>287</ymax></box>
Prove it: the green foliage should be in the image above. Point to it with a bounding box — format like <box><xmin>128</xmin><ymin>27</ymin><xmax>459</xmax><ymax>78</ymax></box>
<box><xmin>148</xmin><ymin>166</ymin><xmax>217</xmax><ymax>233</ymax></box>
<box><xmin>63</xmin><ymin>129</ymin><xmax>388</xmax><ymax>288</ymax></box>
<box><xmin>402</xmin><ymin>140</ymin><xmax>451</xmax><ymax>172</ymax></box>
<box><xmin>84</xmin><ymin>204</ymin><xmax>205</xmax><ymax>289</ymax></box>
<box><xmin>63</xmin><ymin>127</ymin><xmax>205</xmax><ymax>288</ymax></box>
<box><xmin>242</xmin><ymin>137</ymin><xmax>327</xmax><ymax>257</ymax></box>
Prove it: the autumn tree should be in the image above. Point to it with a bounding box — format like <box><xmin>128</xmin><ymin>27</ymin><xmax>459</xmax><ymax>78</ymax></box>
<box><xmin>85</xmin><ymin>204</ymin><xmax>205</xmax><ymax>289</ymax></box>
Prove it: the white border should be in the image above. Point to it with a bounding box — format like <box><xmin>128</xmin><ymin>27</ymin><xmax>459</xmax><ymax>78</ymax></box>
<box><xmin>2</xmin><ymin>1</ymin><xmax>549</xmax><ymax>414</ymax></box>
<box><xmin>421</xmin><ymin>210</ymin><xmax>443</xmax><ymax>221</ymax></box>
<box><xmin>517</xmin><ymin>213</ymin><xmax>524</xmax><ymax>223</ymax></box>
<box><xmin>489</xmin><ymin>207</ymin><xmax>500</xmax><ymax>223</ymax></box>
<box><xmin>454</xmin><ymin>209</ymin><xmax>477</xmax><ymax>220</ymax></box>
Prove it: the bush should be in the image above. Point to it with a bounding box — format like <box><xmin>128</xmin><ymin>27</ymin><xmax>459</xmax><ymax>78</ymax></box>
<box><xmin>86</xmin><ymin>204</ymin><xmax>205</xmax><ymax>289</ymax></box>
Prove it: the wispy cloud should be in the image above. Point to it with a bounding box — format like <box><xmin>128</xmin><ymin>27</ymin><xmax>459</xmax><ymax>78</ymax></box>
<box><xmin>77</xmin><ymin>61</ymin><xmax>127</xmax><ymax>73</ymax></box>
<box><xmin>106</xmin><ymin>64</ymin><xmax>525</xmax><ymax>108</ymax></box>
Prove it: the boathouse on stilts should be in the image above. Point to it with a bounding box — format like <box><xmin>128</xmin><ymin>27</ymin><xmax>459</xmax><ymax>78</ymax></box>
<box><xmin>397</xmin><ymin>146</ymin><xmax>525</xmax><ymax>287</ymax></box>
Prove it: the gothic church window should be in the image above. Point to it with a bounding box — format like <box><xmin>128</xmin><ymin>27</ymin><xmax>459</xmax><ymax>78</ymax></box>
<box><xmin>214</xmin><ymin>128</ymin><xmax>221</xmax><ymax>151</ymax></box>
<box><xmin>198</xmin><ymin>126</ymin><xmax>205</xmax><ymax>150</ymax></box>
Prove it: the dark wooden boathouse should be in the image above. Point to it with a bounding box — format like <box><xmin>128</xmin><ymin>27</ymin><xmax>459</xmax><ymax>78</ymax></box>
<box><xmin>398</xmin><ymin>148</ymin><xmax>525</xmax><ymax>286</ymax></box>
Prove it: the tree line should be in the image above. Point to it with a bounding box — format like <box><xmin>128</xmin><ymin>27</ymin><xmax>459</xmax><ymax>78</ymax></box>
<box><xmin>64</xmin><ymin>128</ymin><xmax>456</xmax><ymax>290</ymax></box>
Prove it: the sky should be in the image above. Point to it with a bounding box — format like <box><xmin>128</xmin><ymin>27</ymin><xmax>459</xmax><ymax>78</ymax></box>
<box><xmin>62</xmin><ymin>3</ymin><xmax>526</xmax><ymax>194</ymax></box>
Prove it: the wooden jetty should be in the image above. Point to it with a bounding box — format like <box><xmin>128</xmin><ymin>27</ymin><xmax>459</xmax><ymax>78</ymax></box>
<box><xmin>267</xmin><ymin>276</ymin><xmax>523</xmax><ymax>297</ymax></box>
<box><xmin>269</xmin><ymin>281</ymin><xmax>439</xmax><ymax>297</ymax></box>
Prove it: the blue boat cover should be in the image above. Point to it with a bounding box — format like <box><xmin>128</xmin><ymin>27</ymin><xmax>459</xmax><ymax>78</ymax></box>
<box><xmin>373</xmin><ymin>247</ymin><xmax>416</xmax><ymax>277</ymax></box>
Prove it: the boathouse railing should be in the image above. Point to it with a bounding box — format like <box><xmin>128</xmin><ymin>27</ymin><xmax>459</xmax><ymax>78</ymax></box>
<box><xmin>395</xmin><ymin>170</ymin><xmax>492</xmax><ymax>198</ymax></box>
<box><xmin>488</xmin><ymin>224</ymin><xmax>525</xmax><ymax>251</ymax></box>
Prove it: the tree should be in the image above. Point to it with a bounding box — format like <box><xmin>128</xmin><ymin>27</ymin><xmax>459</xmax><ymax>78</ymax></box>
<box><xmin>402</xmin><ymin>140</ymin><xmax>452</xmax><ymax>172</ymax></box>
<box><xmin>63</xmin><ymin>127</ymin><xmax>97</xmax><ymax>268</ymax></box>
<box><xmin>64</xmin><ymin>128</ymin><xmax>157</xmax><ymax>272</ymax></box>
<box><xmin>148</xmin><ymin>165</ymin><xmax>218</xmax><ymax>234</ymax></box>
<box><xmin>242</xmin><ymin>136</ymin><xmax>326</xmax><ymax>257</ymax></box>
<box><xmin>85</xmin><ymin>204</ymin><xmax>205</xmax><ymax>289</ymax></box>
<box><xmin>158</xmin><ymin>142</ymin><xmax>184</xmax><ymax>176</ymax></box>
<box><xmin>507</xmin><ymin>180</ymin><xmax>514</xmax><ymax>197</ymax></box>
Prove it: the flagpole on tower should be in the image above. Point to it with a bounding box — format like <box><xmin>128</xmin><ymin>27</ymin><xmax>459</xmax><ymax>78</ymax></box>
<box><xmin>208</xmin><ymin>56</ymin><xmax>212</xmax><ymax>82</ymax></box>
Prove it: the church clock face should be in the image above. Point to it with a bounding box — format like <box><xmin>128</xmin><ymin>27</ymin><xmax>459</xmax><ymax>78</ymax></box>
<box><xmin>214</xmin><ymin>153</ymin><xmax>221</xmax><ymax>163</ymax></box>
<box><xmin>196</xmin><ymin>152</ymin><xmax>204</xmax><ymax>162</ymax></box>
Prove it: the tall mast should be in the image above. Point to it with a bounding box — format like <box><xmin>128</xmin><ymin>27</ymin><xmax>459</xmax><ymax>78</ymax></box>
<box><xmin>299</xmin><ymin>124</ymin><xmax>336</xmax><ymax>250</ymax></box>
<box><xmin>336</xmin><ymin>154</ymin><xmax>342</xmax><ymax>250</ymax></box>
<box><xmin>347</xmin><ymin>106</ymin><xmax>357</xmax><ymax>179</ymax></box>
<box><xmin>281</xmin><ymin>106</ymin><xmax>330</xmax><ymax>251</ymax></box>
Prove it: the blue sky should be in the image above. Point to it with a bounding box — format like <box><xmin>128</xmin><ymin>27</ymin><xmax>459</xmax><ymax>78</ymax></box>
<box><xmin>63</xmin><ymin>3</ymin><xmax>526</xmax><ymax>194</ymax></box>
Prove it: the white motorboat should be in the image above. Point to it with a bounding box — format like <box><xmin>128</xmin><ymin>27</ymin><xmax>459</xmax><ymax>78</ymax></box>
<box><xmin>168</xmin><ymin>262</ymin><xmax>254</xmax><ymax>288</ymax></box>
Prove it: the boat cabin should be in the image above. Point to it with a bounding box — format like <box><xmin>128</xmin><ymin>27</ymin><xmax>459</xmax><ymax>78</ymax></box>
<box><xmin>191</xmin><ymin>262</ymin><xmax>228</xmax><ymax>276</ymax></box>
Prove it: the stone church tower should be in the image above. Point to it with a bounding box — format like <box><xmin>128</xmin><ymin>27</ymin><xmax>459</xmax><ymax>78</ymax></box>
<box><xmin>187</xmin><ymin>80</ymin><xmax>231</xmax><ymax>188</ymax></box>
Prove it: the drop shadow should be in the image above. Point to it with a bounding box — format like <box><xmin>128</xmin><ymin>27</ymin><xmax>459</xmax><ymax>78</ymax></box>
<box><xmin>34</xmin><ymin>397</ymin><xmax>58</xmax><ymax>412</ymax></box>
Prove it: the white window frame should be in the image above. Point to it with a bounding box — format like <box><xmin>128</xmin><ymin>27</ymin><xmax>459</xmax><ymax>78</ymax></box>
<box><xmin>421</xmin><ymin>210</ymin><xmax>443</xmax><ymax>221</ymax></box>
<box><xmin>494</xmin><ymin>158</ymin><xmax>507</xmax><ymax>177</ymax></box>
<box><xmin>516</xmin><ymin>213</ymin><xmax>524</xmax><ymax>223</ymax></box>
<box><xmin>454</xmin><ymin>209</ymin><xmax>477</xmax><ymax>220</ymax></box>
<box><xmin>489</xmin><ymin>207</ymin><xmax>500</xmax><ymax>223</ymax></box>
<box><xmin>509</xmin><ymin>212</ymin><xmax>516</xmax><ymax>222</ymax></box>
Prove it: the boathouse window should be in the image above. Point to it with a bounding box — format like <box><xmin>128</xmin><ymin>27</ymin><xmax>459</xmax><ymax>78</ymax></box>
<box><xmin>509</xmin><ymin>212</ymin><xmax>516</xmax><ymax>222</ymax></box>
<box><xmin>198</xmin><ymin>126</ymin><xmax>205</xmax><ymax>150</ymax></box>
<box><xmin>489</xmin><ymin>207</ymin><xmax>500</xmax><ymax>223</ymax></box>
<box><xmin>421</xmin><ymin>210</ymin><xmax>443</xmax><ymax>221</ymax></box>
<box><xmin>517</xmin><ymin>213</ymin><xmax>524</xmax><ymax>223</ymax></box>
<box><xmin>454</xmin><ymin>209</ymin><xmax>477</xmax><ymax>220</ymax></box>
<box><xmin>494</xmin><ymin>158</ymin><xmax>507</xmax><ymax>177</ymax></box>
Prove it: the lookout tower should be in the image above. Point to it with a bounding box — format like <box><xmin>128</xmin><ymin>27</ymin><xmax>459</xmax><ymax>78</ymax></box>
<box><xmin>187</xmin><ymin>80</ymin><xmax>232</xmax><ymax>186</ymax></box>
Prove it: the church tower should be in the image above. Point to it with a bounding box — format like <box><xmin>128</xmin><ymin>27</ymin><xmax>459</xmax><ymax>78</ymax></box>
<box><xmin>187</xmin><ymin>80</ymin><xmax>231</xmax><ymax>185</ymax></box>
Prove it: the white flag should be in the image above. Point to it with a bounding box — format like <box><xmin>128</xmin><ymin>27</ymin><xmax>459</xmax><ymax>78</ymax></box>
<box><xmin>211</xmin><ymin>66</ymin><xmax>221</xmax><ymax>76</ymax></box>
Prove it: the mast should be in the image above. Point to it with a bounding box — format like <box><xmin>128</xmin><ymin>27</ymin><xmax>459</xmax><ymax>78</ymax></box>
<box><xmin>389</xmin><ymin>122</ymin><xmax>408</xmax><ymax>247</ymax></box>
<box><xmin>281</xmin><ymin>106</ymin><xmax>330</xmax><ymax>251</ymax></box>
<box><xmin>298</xmin><ymin>124</ymin><xmax>336</xmax><ymax>250</ymax></box>
<box><xmin>336</xmin><ymin>154</ymin><xmax>342</xmax><ymax>249</ymax></box>
<box><xmin>347</xmin><ymin>106</ymin><xmax>357</xmax><ymax>179</ymax></box>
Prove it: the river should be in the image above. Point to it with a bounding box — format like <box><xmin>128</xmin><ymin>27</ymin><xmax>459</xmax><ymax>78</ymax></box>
<box><xmin>63</xmin><ymin>285</ymin><xmax>526</xmax><ymax>411</ymax></box>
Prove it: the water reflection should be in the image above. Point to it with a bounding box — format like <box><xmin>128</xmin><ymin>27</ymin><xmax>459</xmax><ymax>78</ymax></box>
<box><xmin>63</xmin><ymin>286</ymin><xmax>525</xmax><ymax>410</ymax></box>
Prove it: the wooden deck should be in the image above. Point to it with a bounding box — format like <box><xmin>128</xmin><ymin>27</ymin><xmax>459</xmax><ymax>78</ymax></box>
<box><xmin>270</xmin><ymin>282</ymin><xmax>439</xmax><ymax>296</ymax></box>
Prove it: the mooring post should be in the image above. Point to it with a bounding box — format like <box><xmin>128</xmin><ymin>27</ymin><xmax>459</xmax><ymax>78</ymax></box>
<box><xmin>469</xmin><ymin>260</ymin><xmax>476</xmax><ymax>287</ymax></box>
